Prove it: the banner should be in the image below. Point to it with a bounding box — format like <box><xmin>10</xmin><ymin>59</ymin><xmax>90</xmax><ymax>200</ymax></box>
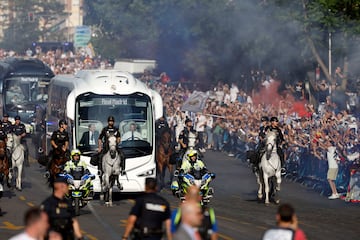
<box><xmin>181</xmin><ymin>91</ymin><xmax>208</xmax><ymax>113</ymax></box>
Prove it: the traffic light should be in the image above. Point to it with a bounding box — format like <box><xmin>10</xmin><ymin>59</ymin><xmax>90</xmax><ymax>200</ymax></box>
<box><xmin>28</xmin><ymin>12</ymin><xmax>34</xmax><ymax>22</ymax></box>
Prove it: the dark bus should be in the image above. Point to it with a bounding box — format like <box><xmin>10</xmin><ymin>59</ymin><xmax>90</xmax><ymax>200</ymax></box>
<box><xmin>0</xmin><ymin>58</ymin><xmax>54</xmax><ymax>133</ymax></box>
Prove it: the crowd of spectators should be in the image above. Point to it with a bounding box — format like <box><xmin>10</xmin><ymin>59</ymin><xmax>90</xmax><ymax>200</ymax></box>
<box><xmin>151</xmin><ymin>70</ymin><xmax>359</xmax><ymax>198</ymax></box>
<box><xmin>0</xmin><ymin>47</ymin><xmax>112</xmax><ymax>74</ymax></box>
<box><xmin>1</xmin><ymin>47</ymin><xmax>359</xmax><ymax>198</ymax></box>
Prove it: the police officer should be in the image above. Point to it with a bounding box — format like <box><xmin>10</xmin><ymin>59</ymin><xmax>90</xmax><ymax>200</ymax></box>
<box><xmin>97</xmin><ymin>116</ymin><xmax>123</xmax><ymax>172</ymax></box>
<box><xmin>122</xmin><ymin>177</ymin><xmax>171</xmax><ymax>240</ymax></box>
<box><xmin>11</xmin><ymin>116</ymin><xmax>29</xmax><ymax>167</ymax></box>
<box><xmin>155</xmin><ymin>116</ymin><xmax>170</xmax><ymax>144</ymax></box>
<box><xmin>1</xmin><ymin>113</ymin><xmax>13</xmax><ymax>134</ymax></box>
<box><xmin>177</xmin><ymin>118</ymin><xmax>198</xmax><ymax>167</ymax></box>
<box><xmin>265</xmin><ymin>117</ymin><xmax>286</xmax><ymax>174</ymax></box>
<box><xmin>64</xmin><ymin>149</ymin><xmax>90</xmax><ymax>175</ymax></box>
<box><xmin>40</xmin><ymin>174</ymin><xmax>83</xmax><ymax>240</ymax></box>
<box><xmin>47</xmin><ymin>120</ymin><xmax>70</xmax><ymax>172</ymax></box>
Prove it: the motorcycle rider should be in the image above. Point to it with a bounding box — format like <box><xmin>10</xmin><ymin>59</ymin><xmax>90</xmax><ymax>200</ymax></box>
<box><xmin>64</xmin><ymin>149</ymin><xmax>90</xmax><ymax>175</ymax></box>
<box><xmin>46</xmin><ymin>119</ymin><xmax>70</xmax><ymax>174</ymax></box>
<box><xmin>64</xmin><ymin>149</ymin><xmax>93</xmax><ymax>198</ymax></box>
<box><xmin>177</xmin><ymin>118</ymin><xmax>198</xmax><ymax>168</ymax></box>
<box><xmin>180</xmin><ymin>150</ymin><xmax>207</xmax><ymax>175</ymax></box>
<box><xmin>11</xmin><ymin>116</ymin><xmax>29</xmax><ymax>167</ymax></box>
<box><xmin>265</xmin><ymin>117</ymin><xmax>286</xmax><ymax>175</ymax></box>
<box><xmin>97</xmin><ymin>116</ymin><xmax>124</xmax><ymax>174</ymax></box>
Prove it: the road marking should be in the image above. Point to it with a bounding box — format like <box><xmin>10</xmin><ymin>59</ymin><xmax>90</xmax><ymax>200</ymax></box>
<box><xmin>27</xmin><ymin>202</ymin><xmax>35</xmax><ymax>207</ymax></box>
<box><xmin>0</xmin><ymin>221</ymin><xmax>24</xmax><ymax>230</ymax></box>
<box><xmin>218</xmin><ymin>233</ymin><xmax>234</xmax><ymax>240</ymax></box>
<box><xmin>119</xmin><ymin>219</ymin><xmax>127</xmax><ymax>227</ymax></box>
<box><xmin>81</xmin><ymin>230</ymin><xmax>98</xmax><ymax>240</ymax></box>
<box><xmin>19</xmin><ymin>196</ymin><xmax>26</xmax><ymax>201</ymax></box>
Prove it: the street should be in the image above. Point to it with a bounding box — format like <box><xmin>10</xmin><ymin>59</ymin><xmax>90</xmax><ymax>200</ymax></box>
<box><xmin>0</xmin><ymin>143</ymin><xmax>359</xmax><ymax>240</ymax></box>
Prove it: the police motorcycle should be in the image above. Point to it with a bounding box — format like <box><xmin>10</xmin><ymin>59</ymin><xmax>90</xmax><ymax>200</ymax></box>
<box><xmin>171</xmin><ymin>151</ymin><xmax>215</xmax><ymax>205</ymax></box>
<box><xmin>60</xmin><ymin>149</ymin><xmax>95</xmax><ymax>215</ymax></box>
<box><xmin>63</xmin><ymin>168</ymin><xmax>95</xmax><ymax>216</ymax></box>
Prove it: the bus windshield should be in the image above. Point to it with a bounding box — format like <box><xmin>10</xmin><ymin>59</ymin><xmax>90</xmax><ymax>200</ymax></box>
<box><xmin>76</xmin><ymin>93</ymin><xmax>153</xmax><ymax>158</ymax></box>
<box><xmin>4</xmin><ymin>78</ymin><xmax>49</xmax><ymax>106</ymax></box>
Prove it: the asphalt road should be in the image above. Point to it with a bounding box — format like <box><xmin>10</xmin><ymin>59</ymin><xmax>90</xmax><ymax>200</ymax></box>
<box><xmin>1</xmin><ymin>143</ymin><xmax>359</xmax><ymax>240</ymax></box>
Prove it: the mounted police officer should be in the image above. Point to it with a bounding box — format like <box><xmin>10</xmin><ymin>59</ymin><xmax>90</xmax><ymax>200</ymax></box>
<box><xmin>177</xmin><ymin>118</ymin><xmax>198</xmax><ymax>168</ymax></box>
<box><xmin>155</xmin><ymin>116</ymin><xmax>170</xmax><ymax>144</ymax></box>
<box><xmin>40</xmin><ymin>174</ymin><xmax>83</xmax><ymax>240</ymax></box>
<box><xmin>122</xmin><ymin>177</ymin><xmax>171</xmax><ymax>240</ymax></box>
<box><xmin>46</xmin><ymin>119</ymin><xmax>70</xmax><ymax>173</ymax></box>
<box><xmin>97</xmin><ymin>116</ymin><xmax>124</xmax><ymax>173</ymax></box>
<box><xmin>265</xmin><ymin>117</ymin><xmax>286</xmax><ymax>175</ymax></box>
<box><xmin>1</xmin><ymin>113</ymin><xmax>13</xmax><ymax>134</ymax></box>
<box><xmin>11</xmin><ymin>116</ymin><xmax>29</xmax><ymax>167</ymax></box>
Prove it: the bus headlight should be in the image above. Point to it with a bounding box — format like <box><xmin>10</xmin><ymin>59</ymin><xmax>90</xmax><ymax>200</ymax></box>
<box><xmin>137</xmin><ymin>168</ymin><xmax>155</xmax><ymax>177</ymax></box>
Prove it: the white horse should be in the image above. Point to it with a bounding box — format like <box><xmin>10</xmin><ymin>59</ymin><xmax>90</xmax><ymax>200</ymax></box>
<box><xmin>256</xmin><ymin>131</ymin><xmax>281</xmax><ymax>205</ymax></box>
<box><xmin>100</xmin><ymin>135</ymin><xmax>123</xmax><ymax>206</ymax></box>
<box><xmin>7</xmin><ymin>133</ymin><xmax>25</xmax><ymax>191</ymax></box>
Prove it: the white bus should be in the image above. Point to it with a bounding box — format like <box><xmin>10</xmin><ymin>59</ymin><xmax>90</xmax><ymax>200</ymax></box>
<box><xmin>44</xmin><ymin>70</ymin><xmax>163</xmax><ymax>192</ymax></box>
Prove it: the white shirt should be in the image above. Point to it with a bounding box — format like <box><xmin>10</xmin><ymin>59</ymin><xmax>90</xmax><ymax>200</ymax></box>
<box><xmin>327</xmin><ymin>146</ymin><xmax>339</xmax><ymax>169</ymax></box>
<box><xmin>9</xmin><ymin>232</ymin><xmax>37</xmax><ymax>240</ymax></box>
<box><xmin>195</xmin><ymin>115</ymin><xmax>207</xmax><ymax>132</ymax></box>
<box><xmin>89</xmin><ymin>131</ymin><xmax>96</xmax><ymax>145</ymax></box>
<box><xmin>230</xmin><ymin>85</ymin><xmax>239</xmax><ymax>103</ymax></box>
<box><xmin>206</xmin><ymin>116</ymin><xmax>214</xmax><ymax>128</ymax></box>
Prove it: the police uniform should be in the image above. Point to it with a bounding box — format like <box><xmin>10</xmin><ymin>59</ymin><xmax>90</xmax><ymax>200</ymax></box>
<box><xmin>0</xmin><ymin>127</ymin><xmax>7</xmax><ymax>141</ymax></box>
<box><xmin>130</xmin><ymin>192</ymin><xmax>171</xmax><ymax>240</ymax></box>
<box><xmin>41</xmin><ymin>193</ymin><xmax>75</xmax><ymax>240</ymax></box>
<box><xmin>98</xmin><ymin>126</ymin><xmax>121</xmax><ymax>152</ymax></box>
<box><xmin>51</xmin><ymin>130</ymin><xmax>70</xmax><ymax>150</ymax></box>
<box><xmin>155</xmin><ymin>117</ymin><xmax>170</xmax><ymax>145</ymax></box>
<box><xmin>1</xmin><ymin>120</ymin><xmax>12</xmax><ymax>134</ymax></box>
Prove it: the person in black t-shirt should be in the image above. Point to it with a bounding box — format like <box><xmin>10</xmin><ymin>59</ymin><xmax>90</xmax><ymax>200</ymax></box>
<box><xmin>46</xmin><ymin>120</ymin><xmax>70</xmax><ymax>173</ymax></box>
<box><xmin>122</xmin><ymin>178</ymin><xmax>171</xmax><ymax>240</ymax></box>
<box><xmin>40</xmin><ymin>174</ymin><xmax>83</xmax><ymax>240</ymax></box>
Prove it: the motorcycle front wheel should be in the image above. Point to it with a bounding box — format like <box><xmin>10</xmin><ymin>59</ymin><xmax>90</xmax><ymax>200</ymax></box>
<box><xmin>74</xmin><ymin>198</ymin><xmax>80</xmax><ymax>216</ymax></box>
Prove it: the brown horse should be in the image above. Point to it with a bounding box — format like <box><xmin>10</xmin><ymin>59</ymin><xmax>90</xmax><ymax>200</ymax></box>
<box><xmin>156</xmin><ymin>128</ymin><xmax>174</xmax><ymax>189</ymax></box>
<box><xmin>48</xmin><ymin>148</ymin><xmax>69</xmax><ymax>185</ymax></box>
<box><xmin>0</xmin><ymin>140</ymin><xmax>10</xmax><ymax>191</ymax></box>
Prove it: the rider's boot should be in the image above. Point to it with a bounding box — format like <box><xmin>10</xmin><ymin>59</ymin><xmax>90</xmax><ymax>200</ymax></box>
<box><xmin>7</xmin><ymin>149</ymin><xmax>12</xmax><ymax>170</ymax></box>
<box><xmin>44</xmin><ymin>157</ymin><xmax>52</xmax><ymax>178</ymax></box>
<box><xmin>24</xmin><ymin>149</ymin><xmax>30</xmax><ymax>167</ymax></box>
<box><xmin>120</xmin><ymin>157</ymin><xmax>126</xmax><ymax>176</ymax></box>
<box><xmin>279</xmin><ymin>150</ymin><xmax>286</xmax><ymax>175</ymax></box>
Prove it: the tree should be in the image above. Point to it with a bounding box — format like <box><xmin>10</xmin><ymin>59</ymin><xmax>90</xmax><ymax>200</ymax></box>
<box><xmin>269</xmin><ymin>0</ymin><xmax>360</xmax><ymax>86</ymax></box>
<box><xmin>0</xmin><ymin>0</ymin><xmax>64</xmax><ymax>52</ymax></box>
